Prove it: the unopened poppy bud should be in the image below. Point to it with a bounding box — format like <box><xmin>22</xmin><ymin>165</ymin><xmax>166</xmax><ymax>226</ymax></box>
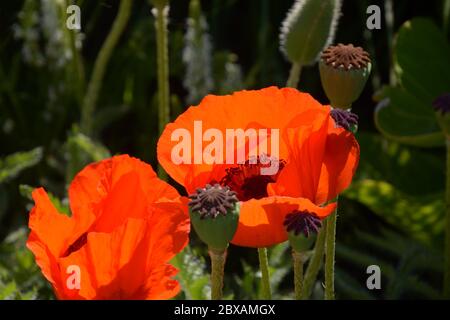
<box><xmin>284</xmin><ymin>210</ymin><xmax>322</xmax><ymax>252</ymax></box>
<box><xmin>188</xmin><ymin>184</ymin><xmax>240</xmax><ymax>251</ymax></box>
<box><xmin>280</xmin><ymin>0</ymin><xmax>342</xmax><ymax>66</ymax></box>
<box><xmin>319</xmin><ymin>44</ymin><xmax>371</xmax><ymax>109</ymax></box>
<box><xmin>433</xmin><ymin>93</ymin><xmax>450</xmax><ymax>138</ymax></box>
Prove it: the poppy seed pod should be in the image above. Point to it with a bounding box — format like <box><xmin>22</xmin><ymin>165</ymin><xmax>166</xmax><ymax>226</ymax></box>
<box><xmin>319</xmin><ymin>44</ymin><xmax>371</xmax><ymax>109</ymax></box>
<box><xmin>188</xmin><ymin>184</ymin><xmax>240</xmax><ymax>251</ymax></box>
<box><xmin>433</xmin><ymin>93</ymin><xmax>450</xmax><ymax>138</ymax></box>
<box><xmin>284</xmin><ymin>211</ymin><xmax>322</xmax><ymax>252</ymax></box>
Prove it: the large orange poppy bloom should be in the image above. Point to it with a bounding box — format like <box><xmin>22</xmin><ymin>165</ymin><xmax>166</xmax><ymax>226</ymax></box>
<box><xmin>157</xmin><ymin>87</ymin><xmax>359</xmax><ymax>248</ymax></box>
<box><xmin>27</xmin><ymin>155</ymin><xmax>190</xmax><ymax>299</ymax></box>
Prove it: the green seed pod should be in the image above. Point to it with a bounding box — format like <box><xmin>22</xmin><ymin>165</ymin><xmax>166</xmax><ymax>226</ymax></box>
<box><xmin>280</xmin><ymin>0</ymin><xmax>342</xmax><ymax>66</ymax></box>
<box><xmin>288</xmin><ymin>232</ymin><xmax>316</xmax><ymax>253</ymax></box>
<box><xmin>188</xmin><ymin>184</ymin><xmax>240</xmax><ymax>251</ymax></box>
<box><xmin>284</xmin><ymin>211</ymin><xmax>322</xmax><ymax>252</ymax></box>
<box><xmin>319</xmin><ymin>44</ymin><xmax>372</xmax><ymax>109</ymax></box>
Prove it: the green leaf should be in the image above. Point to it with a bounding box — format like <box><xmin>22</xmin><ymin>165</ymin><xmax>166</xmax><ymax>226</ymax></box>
<box><xmin>65</xmin><ymin>128</ymin><xmax>111</xmax><ymax>181</ymax></box>
<box><xmin>0</xmin><ymin>228</ymin><xmax>54</xmax><ymax>299</ymax></box>
<box><xmin>356</xmin><ymin>132</ymin><xmax>445</xmax><ymax>196</ymax></box>
<box><xmin>0</xmin><ymin>147</ymin><xmax>43</xmax><ymax>184</ymax></box>
<box><xmin>67</xmin><ymin>132</ymin><xmax>110</xmax><ymax>162</ymax></box>
<box><xmin>394</xmin><ymin>18</ymin><xmax>450</xmax><ymax>103</ymax></box>
<box><xmin>344</xmin><ymin>179</ymin><xmax>445</xmax><ymax>243</ymax></box>
<box><xmin>0</xmin><ymin>279</ymin><xmax>18</xmax><ymax>300</ymax></box>
<box><xmin>338</xmin><ymin>229</ymin><xmax>443</xmax><ymax>299</ymax></box>
<box><xmin>374</xmin><ymin>18</ymin><xmax>450</xmax><ymax>147</ymax></box>
<box><xmin>335</xmin><ymin>268</ymin><xmax>375</xmax><ymax>300</ymax></box>
<box><xmin>375</xmin><ymin>87</ymin><xmax>445</xmax><ymax>147</ymax></box>
<box><xmin>171</xmin><ymin>246</ymin><xmax>210</xmax><ymax>300</ymax></box>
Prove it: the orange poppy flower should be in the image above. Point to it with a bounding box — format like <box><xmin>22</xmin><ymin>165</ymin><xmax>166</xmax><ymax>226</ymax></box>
<box><xmin>157</xmin><ymin>87</ymin><xmax>359</xmax><ymax>248</ymax></box>
<box><xmin>27</xmin><ymin>155</ymin><xmax>190</xmax><ymax>299</ymax></box>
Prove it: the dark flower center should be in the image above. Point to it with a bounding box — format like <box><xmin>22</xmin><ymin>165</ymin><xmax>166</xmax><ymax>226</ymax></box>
<box><xmin>321</xmin><ymin>43</ymin><xmax>371</xmax><ymax>70</ymax></box>
<box><xmin>433</xmin><ymin>93</ymin><xmax>450</xmax><ymax>115</ymax></box>
<box><xmin>220</xmin><ymin>154</ymin><xmax>285</xmax><ymax>201</ymax></box>
<box><xmin>188</xmin><ymin>184</ymin><xmax>238</xmax><ymax>219</ymax></box>
<box><xmin>330</xmin><ymin>109</ymin><xmax>359</xmax><ymax>131</ymax></box>
<box><xmin>284</xmin><ymin>211</ymin><xmax>322</xmax><ymax>237</ymax></box>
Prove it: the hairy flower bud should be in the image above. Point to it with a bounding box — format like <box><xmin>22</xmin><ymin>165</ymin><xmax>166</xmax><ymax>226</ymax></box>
<box><xmin>280</xmin><ymin>0</ymin><xmax>341</xmax><ymax>66</ymax></box>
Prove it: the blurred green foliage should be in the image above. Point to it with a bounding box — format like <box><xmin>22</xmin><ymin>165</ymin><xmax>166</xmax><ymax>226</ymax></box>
<box><xmin>0</xmin><ymin>0</ymin><xmax>449</xmax><ymax>299</ymax></box>
<box><xmin>375</xmin><ymin>18</ymin><xmax>450</xmax><ymax>147</ymax></box>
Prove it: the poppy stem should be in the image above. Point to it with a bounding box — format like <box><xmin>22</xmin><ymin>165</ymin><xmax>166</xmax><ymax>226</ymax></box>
<box><xmin>80</xmin><ymin>0</ymin><xmax>132</xmax><ymax>135</ymax></box>
<box><xmin>445</xmin><ymin>139</ymin><xmax>450</xmax><ymax>298</ymax></box>
<box><xmin>324</xmin><ymin>205</ymin><xmax>337</xmax><ymax>300</ymax></box>
<box><xmin>302</xmin><ymin>224</ymin><xmax>326</xmax><ymax>298</ymax></box>
<box><xmin>258</xmin><ymin>247</ymin><xmax>272</xmax><ymax>299</ymax></box>
<box><xmin>292</xmin><ymin>249</ymin><xmax>306</xmax><ymax>300</ymax></box>
<box><xmin>209</xmin><ymin>248</ymin><xmax>226</xmax><ymax>300</ymax></box>
<box><xmin>152</xmin><ymin>3</ymin><xmax>170</xmax><ymax>179</ymax></box>
<box><xmin>286</xmin><ymin>62</ymin><xmax>302</xmax><ymax>88</ymax></box>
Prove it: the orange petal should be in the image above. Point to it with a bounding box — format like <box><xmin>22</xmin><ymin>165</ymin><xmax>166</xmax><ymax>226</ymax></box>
<box><xmin>57</xmin><ymin>218</ymin><xmax>145</xmax><ymax>299</ymax></box>
<box><xmin>145</xmin><ymin>201</ymin><xmax>190</xmax><ymax>267</ymax></box>
<box><xmin>90</xmin><ymin>171</ymin><xmax>149</xmax><ymax>233</ymax></box>
<box><xmin>28</xmin><ymin>188</ymin><xmax>79</xmax><ymax>258</ymax></box>
<box><xmin>157</xmin><ymin>87</ymin><xmax>326</xmax><ymax>189</ymax></box>
<box><xmin>56</xmin><ymin>198</ymin><xmax>189</xmax><ymax>299</ymax></box>
<box><xmin>268</xmin><ymin>109</ymin><xmax>331</xmax><ymax>202</ymax></box>
<box><xmin>27</xmin><ymin>188</ymin><xmax>95</xmax><ymax>298</ymax></box>
<box><xmin>26</xmin><ymin>231</ymin><xmax>66</xmax><ymax>297</ymax></box>
<box><xmin>141</xmin><ymin>264</ymin><xmax>181</xmax><ymax>300</ymax></box>
<box><xmin>69</xmin><ymin>155</ymin><xmax>184</xmax><ymax>232</ymax></box>
<box><xmin>315</xmin><ymin>125</ymin><xmax>360</xmax><ymax>204</ymax></box>
<box><xmin>231</xmin><ymin>197</ymin><xmax>336</xmax><ymax>248</ymax></box>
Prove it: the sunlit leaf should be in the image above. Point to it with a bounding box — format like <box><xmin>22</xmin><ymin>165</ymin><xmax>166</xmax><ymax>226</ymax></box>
<box><xmin>344</xmin><ymin>179</ymin><xmax>444</xmax><ymax>243</ymax></box>
<box><xmin>356</xmin><ymin>132</ymin><xmax>445</xmax><ymax>196</ymax></box>
<box><xmin>0</xmin><ymin>147</ymin><xmax>43</xmax><ymax>184</ymax></box>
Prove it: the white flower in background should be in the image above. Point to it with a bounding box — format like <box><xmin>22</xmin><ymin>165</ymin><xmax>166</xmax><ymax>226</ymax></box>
<box><xmin>183</xmin><ymin>15</ymin><xmax>214</xmax><ymax>105</ymax></box>
<box><xmin>220</xmin><ymin>54</ymin><xmax>243</xmax><ymax>95</ymax></box>
<box><xmin>13</xmin><ymin>2</ymin><xmax>45</xmax><ymax>67</ymax></box>
<box><xmin>41</xmin><ymin>0</ymin><xmax>72</xmax><ymax>69</ymax></box>
<box><xmin>13</xmin><ymin>0</ymin><xmax>84</xmax><ymax>69</ymax></box>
